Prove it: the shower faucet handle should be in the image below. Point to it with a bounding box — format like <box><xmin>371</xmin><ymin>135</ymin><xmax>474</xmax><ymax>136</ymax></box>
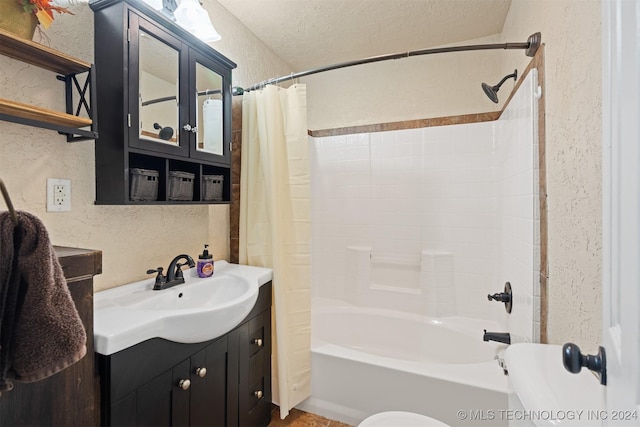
<box><xmin>487</xmin><ymin>282</ymin><xmax>512</xmax><ymax>313</ymax></box>
<box><xmin>488</xmin><ymin>293</ymin><xmax>510</xmax><ymax>303</ymax></box>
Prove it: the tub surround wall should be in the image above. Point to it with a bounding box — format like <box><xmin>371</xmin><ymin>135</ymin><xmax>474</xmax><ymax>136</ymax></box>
<box><xmin>495</xmin><ymin>69</ymin><xmax>540</xmax><ymax>343</ymax></box>
<box><xmin>310</xmin><ymin>67</ymin><xmax>540</xmax><ymax>337</ymax></box>
<box><xmin>342</xmin><ymin>247</ymin><xmax>455</xmax><ymax>317</ymax></box>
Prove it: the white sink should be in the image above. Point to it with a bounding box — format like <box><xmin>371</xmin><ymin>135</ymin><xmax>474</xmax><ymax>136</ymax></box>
<box><xmin>504</xmin><ymin>343</ymin><xmax>604</xmax><ymax>426</ymax></box>
<box><xmin>94</xmin><ymin>261</ymin><xmax>273</xmax><ymax>355</ymax></box>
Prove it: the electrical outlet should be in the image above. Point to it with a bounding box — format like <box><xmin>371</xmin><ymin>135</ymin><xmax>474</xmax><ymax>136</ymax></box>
<box><xmin>47</xmin><ymin>178</ymin><xmax>71</xmax><ymax>212</ymax></box>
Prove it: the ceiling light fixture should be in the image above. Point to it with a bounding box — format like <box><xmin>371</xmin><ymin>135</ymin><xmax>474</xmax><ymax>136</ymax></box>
<box><xmin>173</xmin><ymin>0</ymin><xmax>222</xmax><ymax>42</ymax></box>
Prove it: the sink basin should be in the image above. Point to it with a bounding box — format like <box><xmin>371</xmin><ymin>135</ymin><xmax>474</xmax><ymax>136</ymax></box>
<box><xmin>94</xmin><ymin>261</ymin><xmax>273</xmax><ymax>355</ymax></box>
<box><xmin>503</xmin><ymin>343</ymin><xmax>604</xmax><ymax>426</ymax></box>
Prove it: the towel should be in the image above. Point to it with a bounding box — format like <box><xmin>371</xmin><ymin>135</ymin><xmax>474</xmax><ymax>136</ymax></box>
<box><xmin>0</xmin><ymin>211</ymin><xmax>86</xmax><ymax>392</ymax></box>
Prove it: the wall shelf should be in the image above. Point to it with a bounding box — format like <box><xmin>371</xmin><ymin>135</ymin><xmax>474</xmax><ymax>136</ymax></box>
<box><xmin>0</xmin><ymin>28</ymin><xmax>98</xmax><ymax>141</ymax></box>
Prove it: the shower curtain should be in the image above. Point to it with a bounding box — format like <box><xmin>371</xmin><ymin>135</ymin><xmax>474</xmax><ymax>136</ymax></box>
<box><xmin>239</xmin><ymin>84</ymin><xmax>311</xmax><ymax>419</ymax></box>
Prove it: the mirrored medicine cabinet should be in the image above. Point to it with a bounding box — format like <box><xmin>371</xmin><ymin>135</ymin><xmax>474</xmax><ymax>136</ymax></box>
<box><xmin>90</xmin><ymin>0</ymin><xmax>236</xmax><ymax>204</ymax></box>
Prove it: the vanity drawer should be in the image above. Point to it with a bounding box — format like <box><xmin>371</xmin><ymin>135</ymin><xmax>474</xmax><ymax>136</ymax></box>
<box><xmin>248</xmin><ymin>348</ymin><xmax>264</xmax><ymax>386</ymax></box>
<box><xmin>248</xmin><ymin>314</ymin><xmax>266</xmax><ymax>357</ymax></box>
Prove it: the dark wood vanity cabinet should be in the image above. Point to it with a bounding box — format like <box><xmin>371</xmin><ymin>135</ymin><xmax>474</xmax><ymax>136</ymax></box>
<box><xmin>99</xmin><ymin>282</ymin><xmax>272</xmax><ymax>427</ymax></box>
<box><xmin>232</xmin><ymin>283</ymin><xmax>273</xmax><ymax>426</ymax></box>
<box><xmin>90</xmin><ymin>0</ymin><xmax>236</xmax><ymax>204</ymax></box>
<box><xmin>0</xmin><ymin>247</ymin><xmax>102</xmax><ymax>427</ymax></box>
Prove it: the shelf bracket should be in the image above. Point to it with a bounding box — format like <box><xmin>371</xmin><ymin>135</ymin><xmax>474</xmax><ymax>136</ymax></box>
<box><xmin>56</xmin><ymin>64</ymin><xmax>99</xmax><ymax>142</ymax></box>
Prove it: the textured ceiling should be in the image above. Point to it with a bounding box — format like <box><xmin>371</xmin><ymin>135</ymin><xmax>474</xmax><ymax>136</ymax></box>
<box><xmin>216</xmin><ymin>0</ymin><xmax>512</xmax><ymax>71</ymax></box>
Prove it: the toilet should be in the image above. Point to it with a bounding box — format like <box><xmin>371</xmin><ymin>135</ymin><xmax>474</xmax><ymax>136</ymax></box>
<box><xmin>358</xmin><ymin>411</ymin><xmax>450</xmax><ymax>427</ymax></box>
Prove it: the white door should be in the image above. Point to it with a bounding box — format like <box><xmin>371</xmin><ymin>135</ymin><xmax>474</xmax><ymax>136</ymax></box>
<box><xmin>602</xmin><ymin>0</ymin><xmax>640</xmax><ymax>421</ymax></box>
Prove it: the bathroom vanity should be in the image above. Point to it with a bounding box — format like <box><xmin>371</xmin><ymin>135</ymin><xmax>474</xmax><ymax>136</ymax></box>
<box><xmin>97</xmin><ymin>281</ymin><xmax>272</xmax><ymax>427</ymax></box>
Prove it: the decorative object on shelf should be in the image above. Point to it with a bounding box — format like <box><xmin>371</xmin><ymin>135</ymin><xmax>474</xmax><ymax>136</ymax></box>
<box><xmin>0</xmin><ymin>0</ymin><xmax>38</xmax><ymax>40</ymax></box>
<box><xmin>19</xmin><ymin>0</ymin><xmax>74</xmax><ymax>29</ymax></box>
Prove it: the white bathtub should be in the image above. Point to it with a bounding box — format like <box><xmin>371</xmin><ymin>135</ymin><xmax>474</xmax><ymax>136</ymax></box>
<box><xmin>297</xmin><ymin>303</ymin><xmax>509</xmax><ymax>426</ymax></box>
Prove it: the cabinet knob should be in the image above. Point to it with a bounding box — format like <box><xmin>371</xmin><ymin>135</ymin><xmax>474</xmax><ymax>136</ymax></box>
<box><xmin>190</xmin><ymin>126</ymin><xmax>198</xmax><ymax>133</ymax></box>
<box><xmin>253</xmin><ymin>338</ymin><xmax>263</xmax><ymax>347</ymax></box>
<box><xmin>195</xmin><ymin>367</ymin><xmax>207</xmax><ymax>378</ymax></box>
<box><xmin>178</xmin><ymin>379</ymin><xmax>191</xmax><ymax>390</ymax></box>
<box><xmin>183</xmin><ymin>124</ymin><xmax>193</xmax><ymax>131</ymax></box>
<box><xmin>253</xmin><ymin>390</ymin><xmax>263</xmax><ymax>399</ymax></box>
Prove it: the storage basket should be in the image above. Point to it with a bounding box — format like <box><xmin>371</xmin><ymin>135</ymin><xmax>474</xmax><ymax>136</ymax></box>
<box><xmin>168</xmin><ymin>171</ymin><xmax>195</xmax><ymax>201</ymax></box>
<box><xmin>130</xmin><ymin>168</ymin><xmax>159</xmax><ymax>201</ymax></box>
<box><xmin>202</xmin><ymin>175</ymin><xmax>224</xmax><ymax>201</ymax></box>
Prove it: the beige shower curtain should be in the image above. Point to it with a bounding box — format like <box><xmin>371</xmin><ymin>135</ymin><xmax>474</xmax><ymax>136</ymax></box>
<box><xmin>238</xmin><ymin>84</ymin><xmax>311</xmax><ymax>419</ymax></box>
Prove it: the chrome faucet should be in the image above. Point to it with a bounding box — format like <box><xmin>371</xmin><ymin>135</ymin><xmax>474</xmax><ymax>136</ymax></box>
<box><xmin>147</xmin><ymin>254</ymin><xmax>196</xmax><ymax>290</ymax></box>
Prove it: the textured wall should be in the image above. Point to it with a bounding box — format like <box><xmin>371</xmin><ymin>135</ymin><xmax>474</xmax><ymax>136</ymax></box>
<box><xmin>500</xmin><ymin>1</ymin><xmax>602</xmax><ymax>350</ymax></box>
<box><xmin>0</xmin><ymin>1</ymin><xmax>291</xmax><ymax>291</ymax></box>
<box><xmin>303</xmin><ymin>35</ymin><xmax>506</xmax><ymax>130</ymax></box>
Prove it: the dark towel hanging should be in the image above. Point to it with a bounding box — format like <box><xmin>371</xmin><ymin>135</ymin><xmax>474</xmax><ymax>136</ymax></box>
<box><xmin>0</xmin><ymin>211</ymin><xmax>86</xmax><ymax>393</ymax></box>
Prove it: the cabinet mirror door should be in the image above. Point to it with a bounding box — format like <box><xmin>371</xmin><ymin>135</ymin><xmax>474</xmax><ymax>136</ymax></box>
<box><xmin>139</xmin><ymin>29</ymin><xmax>180</xmax><ymax>146</ymax></box>
<box><xmin>195</xmin><ymin>62</ymin><xmax>223</xmax><ymax>156</ymax></box>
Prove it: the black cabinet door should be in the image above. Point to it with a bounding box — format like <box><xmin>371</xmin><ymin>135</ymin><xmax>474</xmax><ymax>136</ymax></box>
<box><xmin>190</xmin><ymin>338</ymin><xmax>228</xmax><ymax>426</ymax></box>
<box><xmin>172</xmin><ymin>359</ymin><xmax>192</xmax><ymax>426</ymax></box>
<box><xmin>128</xmin><ymin>11</ymin><xmax>190</xmax><ymax>158</ymax></box>
<box><xmin>126</xmin><ymin>370</ymin><xmax>173</xmax><ymax>427</ymax></box>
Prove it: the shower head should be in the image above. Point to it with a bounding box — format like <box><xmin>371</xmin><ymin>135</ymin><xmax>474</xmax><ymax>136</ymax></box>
<box><xmin>481</xmin><ymin>69</ymin><xmax>518</xmax><ymax>104</ymax></box>
<box><xmin>153</xmin><ymin>122</ymin><xmax>174</xmax><ymax>140</ymax></box>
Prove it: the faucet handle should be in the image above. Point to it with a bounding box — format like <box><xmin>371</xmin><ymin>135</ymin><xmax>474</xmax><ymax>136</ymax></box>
<box><xmin>146</xmin><ymin>267</ymin><xmax>163</xmax><ymax>275</ymax></box>
<box><xmin>174</xmin><ymin>263</ymin><xmax>186</xmax><ymax>279</ymax></box>
<box><xmin>147</xmin><ymin>267</ymin><xmax>166</xmax><ymax>289</ymax></box>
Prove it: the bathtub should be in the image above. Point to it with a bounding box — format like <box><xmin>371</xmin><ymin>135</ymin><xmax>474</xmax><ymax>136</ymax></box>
<box><xmin>296</xmin><ymin>302</ymin><xmax>509</xmax><ymax>426</ymax></box>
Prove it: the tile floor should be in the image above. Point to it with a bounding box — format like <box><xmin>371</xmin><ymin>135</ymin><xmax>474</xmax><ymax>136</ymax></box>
<box><xmin>269</xmin><ymin>407</ymin><xmax>353</xmax><ymax>427</ymax></box>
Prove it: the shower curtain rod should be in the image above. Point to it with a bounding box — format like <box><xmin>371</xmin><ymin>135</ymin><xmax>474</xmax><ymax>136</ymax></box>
<box><xmin>235</xmin><ymin>32</ymin><xmax>541</xmax><ymax>95</ymax></box>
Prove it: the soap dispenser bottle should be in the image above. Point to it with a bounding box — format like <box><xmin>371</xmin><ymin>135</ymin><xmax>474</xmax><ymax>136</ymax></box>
<box><xmin>197</xmin><ymin>244</ymin><xmax>214</xmax><ymax>278</ymax></box>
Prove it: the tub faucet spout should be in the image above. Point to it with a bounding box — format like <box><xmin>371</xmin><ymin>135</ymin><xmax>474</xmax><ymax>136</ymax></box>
<box><xmin>483</xmin><ymin>330</ymin><xmax>511</xmax><ymax>344</ymax></box>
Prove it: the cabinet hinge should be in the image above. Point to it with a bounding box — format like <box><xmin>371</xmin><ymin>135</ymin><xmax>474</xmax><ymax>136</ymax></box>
<box><xmin>229</xmin><ymin>141</ymin><xmax>232</xmax><ymax>152</ymax></box>
<box><xmin>127</xmin><ymin>28</ymin><xmax>131</xmax><ymax>43</ymax></box>
<box><xmin>127</xmin><ymin>114</ymin><xmax>131</xmax><ymax>127</ymax></box>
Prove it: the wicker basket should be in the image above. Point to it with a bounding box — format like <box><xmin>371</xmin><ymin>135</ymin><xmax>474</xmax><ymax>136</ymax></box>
<box><xmin>168</xmin><ymin>171</ymin><xmax>195</xmax><ymax>201</ymax></box>
<box><xmin>202</xmin><ymin>175</ymin><xmax>224</xmax><ymax>201</ymax></box>
<box><xmin>130</xmin><ymin>168</ymin><xmax>159</xmax><ymax>201</ymax></box>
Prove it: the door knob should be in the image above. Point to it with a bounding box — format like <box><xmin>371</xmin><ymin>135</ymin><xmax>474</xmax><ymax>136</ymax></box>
<box><xmin>562</xmin><ymin>343</ymin><xmax>607</xmax><ymax>385</ymax></box>
<box><xmin>488</xmin><ymin>281</ymin><xmax>512</xmax><ymax>313</ymax></box>
<box><xmin>254</xmin><ymin>390</ymin><xmax>263</xmax><ymax>399</ymax></box>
